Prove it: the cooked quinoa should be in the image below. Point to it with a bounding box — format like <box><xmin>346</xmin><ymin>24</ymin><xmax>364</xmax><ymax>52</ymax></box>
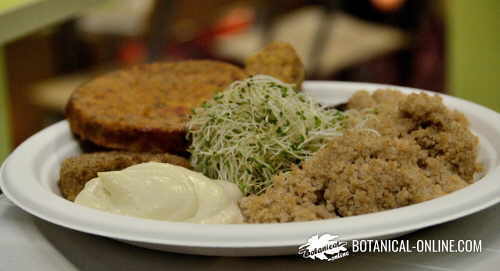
<box><xmin>239</xmin><ymin>90</ymin><xmax>482</xmax><ymax>223</ymax></box>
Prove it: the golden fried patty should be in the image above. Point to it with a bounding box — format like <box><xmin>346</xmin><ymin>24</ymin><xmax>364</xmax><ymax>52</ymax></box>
<box><xmin>66</xmin><ymin>61</ymin><xmax>247</xmax><ymax>153</ymax></box>
<box><xmin>59</xmin><ymin>151</ymin><xmax>191</xmax><ymax>201</ymax></box>
<box><xmin>245</xmin><ymin>41</ymin><xmax>305</xmax><ymax>88</ymax></box>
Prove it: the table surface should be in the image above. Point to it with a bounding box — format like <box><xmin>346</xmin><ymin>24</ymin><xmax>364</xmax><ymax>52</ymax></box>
<box><xmin>1</xmin><ymin>194</ymin><xmax>499</xmax><ymax>271</ymax></box>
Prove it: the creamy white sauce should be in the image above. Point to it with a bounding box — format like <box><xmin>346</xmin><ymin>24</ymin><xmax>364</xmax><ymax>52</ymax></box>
<box><xmin>74</xmin><ymin>162</ymin><xmax>244</xmax><ymax>224</ymax></box>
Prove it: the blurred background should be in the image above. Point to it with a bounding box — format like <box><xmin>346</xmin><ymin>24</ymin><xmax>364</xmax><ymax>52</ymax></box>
<box><xmin>0</xmin><ymin>0</ymin><xmax>499</xmax><ymax>161</ymax></box>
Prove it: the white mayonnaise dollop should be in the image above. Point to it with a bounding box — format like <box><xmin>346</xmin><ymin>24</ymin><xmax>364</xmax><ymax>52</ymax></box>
<box><xmin>74</xmin><ymin>162</ymin><xmax>244</xmax><ymax>224</ymax></box>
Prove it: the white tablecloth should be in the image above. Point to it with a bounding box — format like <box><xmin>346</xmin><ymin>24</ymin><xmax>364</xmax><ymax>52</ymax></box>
<box><xmin>1</xmin><ymin>194</ymin><xmax>499</xmax><ymax>271</ymax></box>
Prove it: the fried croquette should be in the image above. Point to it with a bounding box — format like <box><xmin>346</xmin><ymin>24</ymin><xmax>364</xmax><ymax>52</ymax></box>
<box><xmin>58</xmin><ymin>151</ymin><xmax>191</xmax><ymax>201</ymax></box>
<box><xmin>66</xmin><ymin>61</ymin><xmax>247</xmax><ymax>154</ymax></box>
<box><xmin>239</xmin><ymin>90</ymin><xmax>482</xmax><ymax>223</ymax></box>
<box><xmin>245</xmin><ymin>41</ymin><xmax>305</xmax><ymax>88</ymax></box>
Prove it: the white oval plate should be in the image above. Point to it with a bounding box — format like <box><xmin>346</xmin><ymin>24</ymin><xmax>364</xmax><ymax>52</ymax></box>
<box><xmin>2</xmin><ymin>81</ymin><xmax>500</xmax><ymax>256</ymax></box>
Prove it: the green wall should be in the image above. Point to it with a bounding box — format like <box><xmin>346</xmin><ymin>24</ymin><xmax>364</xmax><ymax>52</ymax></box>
<box><xmin>448</xmin><ymin>0</ymin><xmax>500</xmax><ymax>112</ymax></box>
<box><xmin>0</xmin><ymin>48</ymin><xmax>10</xmax><ymax>162</ymax></box>
<box><xmin>0</xmin><ymin>0</ymin><xmax>38</xmax><ymax>10</ymax></box>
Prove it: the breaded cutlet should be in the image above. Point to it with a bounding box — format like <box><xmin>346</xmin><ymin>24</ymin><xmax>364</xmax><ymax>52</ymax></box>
<box><xmin>66</xmin><ymin>61</ymin><xmax>247</xmax><ymax>154</ymax></box>
<box><xmin>58</xmin><ymin>151</ymin><xmax>191</xmax><ymax>201</ymax></box>
<box><xmin>245</xmin><ymin>41</ymin><xmax>305</xmax><ymax>88</ymax></box>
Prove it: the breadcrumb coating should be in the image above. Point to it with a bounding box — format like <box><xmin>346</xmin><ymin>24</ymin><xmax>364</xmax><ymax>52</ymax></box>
<box><xmin>66</xmin><ymin>61</ymin><xmax>247</xmax><ymax>154</ymax></box>
<box><xmin>239</xmin><ymin>90</ymin><xmax>482</xmax><ymax>223</ymax></box>
<box><xmin>245</xmin><ymin>42</ymin><xmax>305</xmax><ymax>88</ymax></box>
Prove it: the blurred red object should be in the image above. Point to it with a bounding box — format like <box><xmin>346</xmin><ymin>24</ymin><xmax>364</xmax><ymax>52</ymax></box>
<box><xmin>118</xmin><ymin>39</ymin><xmax>146</xmax><ymax>66</ymax></box>
<box><xmin>213</xmin><ymin>7</ymin><xmax>254</xmax><ymax>37</ymax></box>
<box><xmin>371</xmin><ymin>0</ymin><xmax>406</xmax><ymax>12</ymax></box>
<box><xmin>196</xmin><ymin>6</ymin><xmax>254</xmax><ymax>46</ymax></box>
<box><xmin>118</xmin><ymin>6</ymin><xmax>255</xmax><ymax>64</ymax></box>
